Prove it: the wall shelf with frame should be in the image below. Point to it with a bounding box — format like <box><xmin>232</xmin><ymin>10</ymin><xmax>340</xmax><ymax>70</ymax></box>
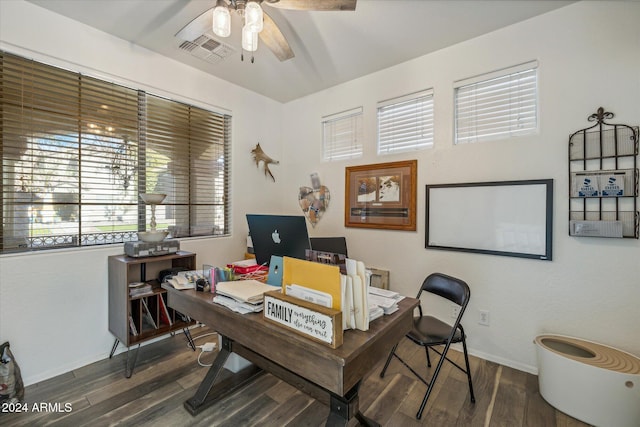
<box><xmin>568</xmin><ymin>107</ymin><xmax>639</xmax><ymax>238</ymax></box>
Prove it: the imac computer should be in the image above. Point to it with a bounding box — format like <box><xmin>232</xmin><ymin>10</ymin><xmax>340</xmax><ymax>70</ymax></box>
<box><xmin>246</xmin><ymin>214</ymin><xmax>311</xmax><ymax>266</ymax></box>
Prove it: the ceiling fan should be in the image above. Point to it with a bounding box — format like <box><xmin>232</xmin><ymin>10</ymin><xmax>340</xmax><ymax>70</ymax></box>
<box><xmin>176</xmin><ymin>0</ymin><xmax>357</xmax><ymax>63</ymax></box>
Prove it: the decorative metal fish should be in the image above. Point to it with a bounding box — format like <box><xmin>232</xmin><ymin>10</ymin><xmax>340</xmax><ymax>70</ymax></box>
<box><xmin>251</xmin><ymin>143</ymin><xmax>279</xmax><ymax>182</ymax></box>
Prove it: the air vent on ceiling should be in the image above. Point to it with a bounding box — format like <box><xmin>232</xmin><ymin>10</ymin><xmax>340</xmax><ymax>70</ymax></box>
<box><xmin>199</xmin><ymin>37</ymin><xmax>220</xmax><ymax>51</ymax></box>
<box><xmin>179</xmin><ymin>40</ymin><xmax>198</xmax><ymax>52</ymax></box>
<box><xmin>177</xmin><ymin>32</ymin><xmax>236</xmax><ymax>65</ymax></box>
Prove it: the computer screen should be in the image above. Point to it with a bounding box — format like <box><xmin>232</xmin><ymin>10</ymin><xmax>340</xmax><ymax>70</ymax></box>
<box><xmin>310</xmin><ymin>237</ymin><xmax>348</xmax><ymax>257</ymax></box>
<box><xmin>246</xmin><ymin>214</ymin><xmax>311</xmax><ymax>266</ymax></box>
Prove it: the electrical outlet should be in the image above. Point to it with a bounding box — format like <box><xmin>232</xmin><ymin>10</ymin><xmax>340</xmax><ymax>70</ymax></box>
<box><xmin>479</xmin><ymin>310</ymin><xmax>490</xmax><ymax>326</ymax></box>
<box><xmin>451</xmin><ymin>304</ymin><xmax>461</xmax><ymax>319</ymax></box>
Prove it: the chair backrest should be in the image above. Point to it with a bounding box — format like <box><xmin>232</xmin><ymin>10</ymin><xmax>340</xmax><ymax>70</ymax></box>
<box><xmin>417</xmin><ymin>273</ymin><xmax>470</xmax><ymax>308</ymax></box>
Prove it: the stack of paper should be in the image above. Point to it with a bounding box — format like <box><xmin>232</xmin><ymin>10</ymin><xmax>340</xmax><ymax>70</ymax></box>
<box><xmin>129</xmin><ymin>282</ymin><xmax>153</xmax><ymax>297</ymax></box>
<box><xmin>369</xmin><ymin>287</ymin><xmax>404</xmax><ymax>316</ymax></box>
<box><xmin>216</xmin><ymin>279</ymin><xmax>275</xmax><ymax>303</ymax></box>
<box><xmin>164</xmin><ymin>272</ymin><xmax>201</xmax><ymax>290</ymax></box>
<box><xmin>214</xmin><ymin>279</ymin><xmax>277</xmax><ymax>314</ymax></box>
<box><xmin>368</xmin><ymin>293</ymin><xmax>399</xmax><ymax>315</ymax></box>
<box><xmin>213</xmin><ymin>294</ymin><xmax>265</xmax><ymax>314</ymax></box>
<box><xmin>369</xmin><ymin>303</ymin><xmax>385</xmax><ymax>322</ymax></box>
<box><xmin>165</xmin><ymin>276</ymin><xmax>193</xmax><ymax>290</ymax></box>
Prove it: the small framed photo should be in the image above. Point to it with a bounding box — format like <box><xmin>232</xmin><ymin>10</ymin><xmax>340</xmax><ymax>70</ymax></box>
<box><xmin>345</xmin><ymin>160</ymin><xmax>417</xmax><ymax>230</ymax></box>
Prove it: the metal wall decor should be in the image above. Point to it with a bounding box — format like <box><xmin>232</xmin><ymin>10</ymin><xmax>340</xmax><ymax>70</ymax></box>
<box><xmin>568</xmin><ymin>107</ymin><xmax>639</xmax><ymax>238</ymax></box>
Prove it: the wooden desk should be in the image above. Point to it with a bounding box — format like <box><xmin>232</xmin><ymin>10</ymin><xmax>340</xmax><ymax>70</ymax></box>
<box><xmin>163</xmin><ymin>285</ymin><xmax>418</xmax><ymax>426</ymax></box>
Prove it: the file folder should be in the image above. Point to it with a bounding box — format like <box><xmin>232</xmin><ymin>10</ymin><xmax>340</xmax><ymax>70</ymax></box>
<box><xmin>346</xmin><ymin>258</ymin><xmax>369</xmax><ymax>331</ymax></box>
<box><xmin>282</xmin><ymin>257</ymin><xmax>341</xmax><ymax>311</ymax></box>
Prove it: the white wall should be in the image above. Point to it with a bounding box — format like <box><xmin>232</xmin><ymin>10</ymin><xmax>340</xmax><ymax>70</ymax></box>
<box><xmin>1</xmin><ymin>0</ymin><xmax>639</xmax><ymax>386</ymax></box>
<box><xmin>0</xmin><ymin>0</ymin><xmax>285</xmax><ymax>385</ymax></box>
<box><xmin>282</xmin><ymin>1</ymin><xmax>640</xmax><ymax>372</ymax></box>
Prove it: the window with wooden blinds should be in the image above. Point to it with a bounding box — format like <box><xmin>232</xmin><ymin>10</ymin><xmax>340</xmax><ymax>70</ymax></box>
<box><xmin>0</xmin><ymin>51</ymin><xmax>231</xmax><ymax>253</ymax></box>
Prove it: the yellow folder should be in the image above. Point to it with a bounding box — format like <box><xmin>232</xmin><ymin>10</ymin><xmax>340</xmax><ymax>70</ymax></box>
<box><xmin>282</xmin><ymin>257</ymin><xmax>342</xmax><ymax>311</ymax></box>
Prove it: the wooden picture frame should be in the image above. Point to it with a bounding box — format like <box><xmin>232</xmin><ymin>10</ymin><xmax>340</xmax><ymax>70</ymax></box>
<box><xmin>345</xmin><ymin>160</ymin><xmax>417</xmax><ymax>230</ymax></box>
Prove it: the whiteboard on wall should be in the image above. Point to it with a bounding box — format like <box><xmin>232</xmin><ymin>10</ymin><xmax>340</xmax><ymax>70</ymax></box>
<box><xmin>426</xmin><ymin>179</ymin><xmax>553</xmax><ymax>260</ymax></box>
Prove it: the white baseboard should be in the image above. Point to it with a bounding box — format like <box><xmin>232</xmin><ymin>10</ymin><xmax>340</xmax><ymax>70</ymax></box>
<box><xmin>469</xmin><ymin>348</ymin><xmax>538</xmax><ymax>375</ymax></box>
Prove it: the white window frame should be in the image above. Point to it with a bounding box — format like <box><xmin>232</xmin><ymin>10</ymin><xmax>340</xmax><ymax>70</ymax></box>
<box><xmin>454</xmin><ymin>61</ymin><xmax>538</xmax><ymax>145</ymax></box>
<box><xmin>321</xmin><ymin>107</ymin><xmax>363</xmax><ymax>161</ymax></box>
<box><xmin>377</xmin><ymin>89</ymin><xmax>434</xmax><ymax>155</ymax></box>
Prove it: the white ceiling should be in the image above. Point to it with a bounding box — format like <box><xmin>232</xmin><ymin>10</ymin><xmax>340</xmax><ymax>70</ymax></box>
<box><xmin>26</xmin><ymin>0</ymin><xmax>574</xmax><ymax>103</ymax></box>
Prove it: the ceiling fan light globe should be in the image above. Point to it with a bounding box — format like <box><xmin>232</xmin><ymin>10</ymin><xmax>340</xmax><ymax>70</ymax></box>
<box><xmin>212</xmin><ymin>4</ymin><xmax>231</xmax><ymax>37</ymax></box>
<box><xmin>245</xmin><ymin>1</ymin><xmax>264</xmax><ymax>33</ymax></box>
<box><xmin>242</xmin><ymin>24</ymin><xmax>259</xmax><ymax>51</ymax></box>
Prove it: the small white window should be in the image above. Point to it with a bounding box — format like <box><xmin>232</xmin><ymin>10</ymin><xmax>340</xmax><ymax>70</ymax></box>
<box><xmin>377</xmin><ymin>89</ymin><xmax>434</xmax><ymax>155</ymax></box>
<box><xmin>454</xmin><ymin>61</ymin><xmax>538</xmax><ymax>144</ymax></box>
<box><xmin>322</xmin><ymin>107</ymin><xmax>363</xmax><ymax>161</ymax></box>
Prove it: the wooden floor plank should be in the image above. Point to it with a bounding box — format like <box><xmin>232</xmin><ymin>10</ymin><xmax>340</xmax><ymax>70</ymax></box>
<box><xmin>216</xmin><ymin>394</ymin><xmax>280</xmax><ymax>427</ymax></box>
<box><xmin>490</xmin><ymin>366</ymin><xmax>528</xmax><ymax>427</ymax></box>
<box><xmin>1</xmin><ymin>327</ymin><xmax>593</xmax><ymax>427</ymax></box>
<box><xmin>393</xmin><ymin>342</ymin><xmax>456</xmax><ymax>420</ymax></box>
<box><xmin>364</xmin><ymin>373</ymin><xmax>416</xmax><ymax>424</ymax></box>
<box><xmin>189</xmin><ymin>374</ymin><xmax>280</xmax><ymax>427</ymax></box>
<box><xmin>254</xmin><ymin>391</ymin><xmax>314</xmax><ymax>427</ymax></box>
<box><xmin>455</xmin><ymin>353</ymin><xmax>499</xmax><ymax>427</ymax></box>
<box><xmin>264</xmin><ymin>380</ymin><xmax>303</xmax><ymax>404</ymax></box>
<box><xmin>523</xmin><ymin>369</ymin><xmax>557</xmax><ymax>427</ymax></box>
<box><xmin>91</xmin><ymin>380</ymin><xmax>185</xmax><ymax>426</ymax></box>
<box><xmin>283</xmin><ymin>399</ymin><xmax>329</xmax><ymax>427</ymax></box>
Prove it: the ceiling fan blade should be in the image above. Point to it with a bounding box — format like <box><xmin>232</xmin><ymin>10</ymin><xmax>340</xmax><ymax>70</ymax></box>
<box><xmin>264</xmin><ymin>0</ymin><xmax>357</xmax><ymax>12</ymax></box>
<box><xmin>260</xmin><ymin>11</ymin><xmax>295</xmax><ymax>61</ymax></box>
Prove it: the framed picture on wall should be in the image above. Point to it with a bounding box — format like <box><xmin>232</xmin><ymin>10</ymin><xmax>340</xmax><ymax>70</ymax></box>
<box><xmin>344</xmin><ymin>160</ymin><xmax>417</xmax><ymax>230</ymax></box>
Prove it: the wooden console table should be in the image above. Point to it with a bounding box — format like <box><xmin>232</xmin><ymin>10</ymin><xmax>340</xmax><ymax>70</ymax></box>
<box><xmin>163</xmin><ymin>284</ymin><xmax>418</xmax><ymax>426</ymax></box>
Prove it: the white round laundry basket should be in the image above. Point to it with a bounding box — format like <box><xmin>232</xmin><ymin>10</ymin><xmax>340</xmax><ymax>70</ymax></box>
<box><xmin>535</xmin><ymin>334</ymin><xmax>640</xmax><ymax>427</ymax></box>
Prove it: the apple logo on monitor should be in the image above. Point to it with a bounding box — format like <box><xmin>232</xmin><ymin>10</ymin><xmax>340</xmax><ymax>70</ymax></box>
<box><xmin>271</xmin><ymin>229</ymin><xmax>281</xmax><ymax>244</ymax></box>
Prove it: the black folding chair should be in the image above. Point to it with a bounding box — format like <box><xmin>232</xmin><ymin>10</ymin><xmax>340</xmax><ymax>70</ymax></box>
<box><xmin>380</xmin><ymin>272</ymin><xmax>475</xmax><ymax>419</ymax></box>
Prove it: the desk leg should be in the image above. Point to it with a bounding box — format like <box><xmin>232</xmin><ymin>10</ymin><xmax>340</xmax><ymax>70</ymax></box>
<box><xmin>184</xmin><ymin>335</ymin><xmax>263</xmax><ymax>416</ymax></box>
<box><xmin>326</xmin><ymin>381</ymin><xmax>380</xmax><ymax>427</ymax></box>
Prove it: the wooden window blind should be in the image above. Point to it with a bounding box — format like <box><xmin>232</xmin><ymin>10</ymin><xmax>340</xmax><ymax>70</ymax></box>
<box><xmin>454</xmin><ymin>61</ymin><xmax>538</xmax><ymax>144</ymax></box>
<box><xmin>377</xmin><ymin>89</ymin><xmax>434</xmax><ymax>155</ymax></box>
<box><xmin>0</xmin><ymin>51</ymin><xmax>231</xmax><ymax>253</ymax></box>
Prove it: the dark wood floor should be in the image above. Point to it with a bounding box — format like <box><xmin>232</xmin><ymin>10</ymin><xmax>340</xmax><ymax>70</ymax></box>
<box><xmin>1</xmin><ymin>326</ymin><xmax>591</xmax><ymax>427</ymax></box>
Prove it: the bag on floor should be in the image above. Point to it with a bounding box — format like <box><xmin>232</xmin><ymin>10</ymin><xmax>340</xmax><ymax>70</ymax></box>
<box><xmin>0</xmin><ymin>341</ymin><xmax>24</xmax><ymax>404</ymax></box>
